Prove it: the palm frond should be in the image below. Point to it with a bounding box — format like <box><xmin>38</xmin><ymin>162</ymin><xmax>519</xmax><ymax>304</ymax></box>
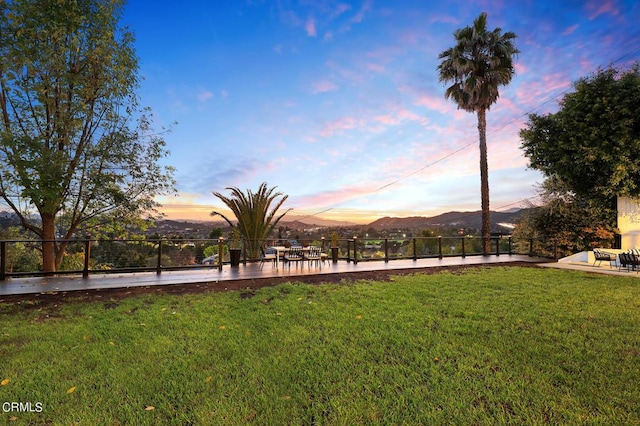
<box><xmin>212</xmin><ymin>182</ymin><xmax>290</xmax><ymax>259</ymax></box>
<box><xmin>437</xmin><ymin>11</ymin><xmax>519</xmax><ymax>113</ymax></box>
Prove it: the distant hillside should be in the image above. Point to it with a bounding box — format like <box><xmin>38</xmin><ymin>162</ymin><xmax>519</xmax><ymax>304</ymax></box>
<box><xmin>280</xmin><ymin>215</ymin><xmax>355</xmax><ymax>228</ymax></box>
<box><xmin>0</xmin><ymin>211</ymin><xmax>22</xmax><ymax>228</ymax></box>
<box><xmin>367</xmin><ymin>209</ymin><xmax>527</xmax><ymax>232</ymax></box>
<box><xmin>0</xmin><ymin>209</ymin><xmax>527</xmax><ymax>236</ymax></box>
<box><xmin>145</xmin><ymin>216</ymin><xmax>355</xmax><ymax>237</ymax></box>
<box><xmin>170</xmin><ymin>215</ymin><xmax>356</xmax><ymax>229</ymax></box>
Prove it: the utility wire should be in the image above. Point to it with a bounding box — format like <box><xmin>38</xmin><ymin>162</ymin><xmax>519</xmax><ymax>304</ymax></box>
<box><xmin>295</xmin><ymin>45</ymin><xmax>640</xmax><ymax>221</ymax></box>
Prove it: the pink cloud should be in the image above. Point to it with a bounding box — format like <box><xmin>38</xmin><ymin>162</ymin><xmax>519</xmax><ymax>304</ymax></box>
<box><xmin>515</xmin><ymin>72</ymin><xmax>571</xmax><ymax>107</ymax></box>
<box><xmin>374</xmin><ymin>114</ymin><xmax>399</xmax><ymax>126</ymax></box>
<box><xmin>333</xmin><ymin>3</ymin><xmax>352</xmax><ymax>17</ymax></box>
<box><xmin>325</xmin><ymin>60</ymin><xmax>365</xmax><ymax>85</ymax></box>
<box><xmin>320</xmin><ymin>116</ymin><xmax>359</xmax><ymax>137</ymax></box>
<box><xmin>305</xmin><ymin>18</ymin><xmax>317</xmax><ymax>37</ymax></box>
<box><xmin>492</xmin><ymin>96</ymin><xmax>518</xmax><ymax>113</ymax></box>
<box><xmin>488</xmin><ymin>139</ymin><xmax>531</xmax><ymax>170</ymax></box>
<box><xmin>361</xmin><ymin>46</ymin><xmax>405</xmax><ymax>74</ymax></box>
<box><xmin>351</xmin><ymin>0</ymin><xmax>372</xmax><ymax>23</ymax></box>
<box><xmin>366</xmin><ymin>45</ymin><xmax>404</xmax><ymax>60</ymax></box>
<box><xmin>292</xmin><ymin>182</ymin><xmax>382</xmax><ymax>210</ymax></box>
<box><xmin>397</xmin><ymin>109</ymin><xmax>425</xmax><ymax>123</ymax></box>
<box><xmin>414</xmin><ymin>94</ymin><xmax>456</xmax><ymax>115</ymax></box>
<box><xmin>562</xmin><ymin>24</ymin><xmax>579</xmax><ymax>35</ymax></box>
<box><xmin>370</xmin><ymin>108</ymin><xmax>429</xmax><ymax>132</ymax></box>
<box><xmin>396</xmin><ymin>28</ymin><xmax>422</xmax><ymax>45</ymax></box>
<box><xmin>311</xmin><ymin>80</ymin><xmax>339</xmax><ymax>94</ymax></box>
<box><xmin>430</xmin><ymin>14</ymin><xmax>459</xmax><ymax>25</ymax></box>
<box><xmin>198</xmin><ymin>90</ymin><xmax>214</xmax><ymax>102</ymax></box>
<box><xmin>585</xmin><ymin>0</ymin><xmax>620</xmax><ymax>19</ymax></box>
<box><xmin>543</xmin><ymin>73</ymin><xmax>571</xmax><ymax>90</ymax></box>
<box><xmin>279</xmin><ymin>9</ymin><xmax>303</xmax><ymax>28</ymax></box>
<box><xmin>514</xmin><ymin>62</ymin><xmax>528</xmax><ymax>75</ymax></box>
<box><xmin>366</xmin><ymin>63</ymin><xmax>385</xmax><ymax>73</ymax></box>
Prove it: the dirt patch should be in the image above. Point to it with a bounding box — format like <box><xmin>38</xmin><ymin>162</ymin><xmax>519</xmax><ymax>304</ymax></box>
<box><xmin>0</xmin><ymin>262</ymin><xmax>544</xmax><ymax>309</ymax></box>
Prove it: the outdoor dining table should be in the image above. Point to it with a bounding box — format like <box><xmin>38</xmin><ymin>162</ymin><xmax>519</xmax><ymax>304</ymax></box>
<box><xmin>269</xmin><ymin>246</ymin><xmax>311</xmax><ymax>269</ymax></box>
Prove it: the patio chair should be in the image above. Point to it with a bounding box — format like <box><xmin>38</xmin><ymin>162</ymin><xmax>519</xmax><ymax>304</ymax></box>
<box><xmin>260</xmin><ymin>247</ymin><xmax>277</xmax><ymax>269</ymax></box>
<box><xmin>593</xmin><ymin>248</ymin><xmax>617</xmax><ymax>268</ymax></box>
<box><xmin>618</xmin><ymin>251</ymin><xmax>640</xmax><ymax>272</ymax></box>
<box><xmin>630</xmin><ymin>252</ymin><xmax>640</xmax><ymax>272</ymax></box>
<box><xmin>284</xmin><ymin>246</ymin><xmax>303</xmax><ymax>269</ymax></box>
<box><xmin>303</xmin><ymin>246</ymin><xmax>322</xmax><ymax>268</ymax></box>
<box><xmin>618</xmin><ymin>252</ymin><xmax>630</xmax><ymax>272</ymax></box>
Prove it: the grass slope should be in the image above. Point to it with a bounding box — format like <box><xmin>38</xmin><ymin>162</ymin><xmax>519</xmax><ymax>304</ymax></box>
<box><xmin>1</xmin><ymin>267</ymin><xmax>639</xmax><ymax>425</ymax></box>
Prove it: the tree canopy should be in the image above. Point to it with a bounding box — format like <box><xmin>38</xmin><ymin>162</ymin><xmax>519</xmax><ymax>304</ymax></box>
<box><xmin>437</xmin><ymin>12</ymin><xmax>519</xmax><ymax>114</ymax></box>
<box><xmin>512</xmin><ymin>180</ymin><xmax>616</xmax><ymax>257</ymax></box>
<box><xmin>0</xmin><ymin>0</ymin><xmax>175</xmax><ymax>271</ymax></box>
<box><xmin>520</xmin><ymin>64</ymin><xmax>640</xmax><ymax>210</ymax></box>
<box><xmin>438</xmin><ymin>12</ymin><xmax>518</xmax><ymax>254</ymax></box>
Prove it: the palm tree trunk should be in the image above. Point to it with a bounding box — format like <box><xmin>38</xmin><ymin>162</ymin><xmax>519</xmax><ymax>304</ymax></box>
<box><xmin>477</xmin><ymin>108</ymin><xmax>491</xmax><ymax>255</ymax></box>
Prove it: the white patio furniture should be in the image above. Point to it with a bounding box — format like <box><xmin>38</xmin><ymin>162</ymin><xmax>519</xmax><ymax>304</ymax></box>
<box><xmin>304</xmin><ymin>246</ymin><xmax>322</xmax><ymax>268</ymax></box>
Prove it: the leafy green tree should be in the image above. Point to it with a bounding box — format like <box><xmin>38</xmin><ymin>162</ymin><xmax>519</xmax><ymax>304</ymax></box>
<box><xmin>0</xmin><ymin>226</ymin><xmax>41</xmax><ymax>272</ymax></box>
<box><xmin>203</xmin><ymin>244</ymin><xmax>228</xmax><ymax>260</ymax></box>
<box><xmin>208</xmin><ymin>227</ymin><xmax>223</xmax><ymax>240</ymax></box>
<box><xmin>520</xmin><ymin>64</ymin><xmax>640</xmax><ymax>217</ymax></box>
<box><xmin>211</xmin><ymin>183</ymin><xmax>291</xmax><ymax>260</ymax></box>
<box><xmin>407</xmin><ymin>229</ymin><xmax>440</xmax><ymax>257</ymax></box>
<box><xmin>0</xmin><ymin>0</ymin><xmax>175</xmax><ymax>272</ymax></box>
<box><xmin>513</xmin><ymin>182</ymin><xmax>616</xmax><ymax>258</ymax></box>
<box><xmin>438</xmin><ymin>12</ymin><xmax>519</xmax><ymax>254</ymax></box>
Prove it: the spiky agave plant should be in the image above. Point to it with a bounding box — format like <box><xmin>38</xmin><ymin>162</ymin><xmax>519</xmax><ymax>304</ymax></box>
<box><xmin>211</xmin><ymin>183</ymin><xmax>291</xmax><ymax>260</ymax></box>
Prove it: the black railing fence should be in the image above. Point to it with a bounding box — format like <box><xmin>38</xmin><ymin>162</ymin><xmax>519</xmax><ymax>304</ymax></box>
<box><xmin>0</xmin><ymin>235</ymin><xmax>554</xmax><ymax>281</ymax></box>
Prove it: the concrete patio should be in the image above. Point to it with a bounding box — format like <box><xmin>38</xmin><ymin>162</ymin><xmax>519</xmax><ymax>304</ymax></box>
<box><xmin>540</xmin><ymin>250</ymin><xmax>640</xmax><ymax>276</ymax></box>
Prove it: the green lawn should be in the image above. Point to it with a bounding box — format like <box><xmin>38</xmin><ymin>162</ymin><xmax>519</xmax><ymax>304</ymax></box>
<box><xmin>1</xmin><ymin>266</ymin><xmax>639</xmax><ymax>425</ymax></box>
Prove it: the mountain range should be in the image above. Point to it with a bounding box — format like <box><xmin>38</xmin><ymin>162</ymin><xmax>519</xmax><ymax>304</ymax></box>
<box><xmin>1</xmin><ymin>209</ymin><xmax>528</xmax><ymax>235</ymax></box>
<box><xmin>365</xmin><ymin>209</ymin><xmax>527</xmax><ymax>232</ymax></box>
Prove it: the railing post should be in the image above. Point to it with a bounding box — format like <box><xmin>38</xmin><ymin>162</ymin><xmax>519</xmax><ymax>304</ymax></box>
<box><xmin>0</xmin><ymin>241</ymin><xmax>6</xmax><ymax>281</ymax></box>
<box><xmin>438</xmin><ymin>236</ymin><xmax>443</xmax><ymax>259</ymax></box>
<box><xmin>412</xmin><ymin>238</ymin><xmax>417</xmax><ymax>261</ymax></box>
<box><xmin>83</xmin><ymin>239</ymin><xmax>91</xmax><ymax>279</ymax></box>
<box><xmin>353</xmin><ymin>236</ymin><xmax>358</xmax><ymax>265</ymax></box>
<box><xmin>495</xmin><ymin>236</ymin><xmax>500</xmax><ymax>256</ymax></box>
<box><xmin>218</xmin><ymin>237</ymin><xmax>224</xmax><ymax>271</ymax></box>
<box><xmin>529</xmin><ymin>238</ymin><xmax>534</xmax><ymax>257</ymax></box>
<box><xmin>508</xmin><ymin>236</ymin><xmax>513</xmax><ymax>255</ymax></box>
<box><xmin>384</xmin><ymin>238</ymin><xmax>389</xmax><ymax>263</ymax></box>
<box><xmin>347</xmin><ymin>239</ymin><xmax>351</xmax><ymax>263</ymax></box>
<box><xmin>461</xmin><ymin>236</ymin><xmax>466</xmax><ymax>258</ymax></box>
<box><xmin>156</xmin><ymin>239</ymin><xmax>163</xmax><ymax>275</ymax></box>
<box><xmin>242</xmin><ymin>240</ymin><xmax>247</xmax><ymax>265</ymax></box>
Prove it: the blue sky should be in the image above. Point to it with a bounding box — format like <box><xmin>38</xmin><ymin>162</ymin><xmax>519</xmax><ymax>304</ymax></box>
<box><xmin>122</xmin><ymin>0</ymin><xmax>640</xmax><ymax>224</ymax></box>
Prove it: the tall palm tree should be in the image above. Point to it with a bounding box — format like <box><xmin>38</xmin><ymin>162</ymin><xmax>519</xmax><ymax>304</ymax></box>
<box><xmin>437</xmin><ymin>12</ymin><xmax>519</xmax><ymax>254</ymax></box>
<box><xmin>211</xmin><ymin>182</ymin><xmax>291</xmax><ymax>259</ymax></box>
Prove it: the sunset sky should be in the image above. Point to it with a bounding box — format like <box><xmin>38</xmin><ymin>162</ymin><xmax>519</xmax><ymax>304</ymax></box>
<box><xmin>123</xmin><ymin>0</ymin><xmax>640</xmax><ymax>224</ymax></box>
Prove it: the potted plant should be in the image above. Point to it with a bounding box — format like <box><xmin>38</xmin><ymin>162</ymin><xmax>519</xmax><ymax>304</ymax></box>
<box><xmin>228</xmin><ymin>227</ymin><xmax>242</xmax><ymax>267</ymax></box>
<box><xmin>330</xmin><ymin>232</ymin><xmax>340</xmax><ymax>264</ymax></box>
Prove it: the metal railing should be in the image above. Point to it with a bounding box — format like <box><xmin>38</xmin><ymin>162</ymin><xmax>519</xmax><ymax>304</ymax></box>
<box><xmin>343</xmin><ymin>235</ymin><xmax>522</xmax><ymax>264</ymax></box>
<box><xmin>0</xmin><ymin>235</ymin><xmax>554</xmax><ymax>281</ymax></box>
